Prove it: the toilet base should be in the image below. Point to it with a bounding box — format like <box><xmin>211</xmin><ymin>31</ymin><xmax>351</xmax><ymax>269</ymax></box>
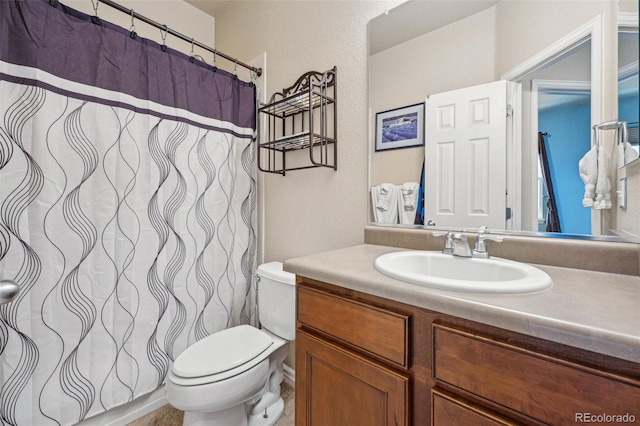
<box><xmin>181</xmin><ymin>394</ymin><xmax>284</xmax><ymax>426</ymax></box>
<box><xmin>184</xmin><ymin>404</ymin><xmax>247</xmax><ymax>426</ymax></box>
<box><xmin>248</xmin><ymin>393</ymin><xmax>285</xmax><ymax>426</ymax></box>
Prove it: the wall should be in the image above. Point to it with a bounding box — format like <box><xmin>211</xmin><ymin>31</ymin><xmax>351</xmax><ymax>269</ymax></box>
<box><xmin>215</xmin><ymin>1</ymin><xmax>400</xmax><ymax>263</ymax></box>
<box><xmin>368</xmin><ymin>6</ymin><xmax>496</xmax><ymax>215</ymax></box>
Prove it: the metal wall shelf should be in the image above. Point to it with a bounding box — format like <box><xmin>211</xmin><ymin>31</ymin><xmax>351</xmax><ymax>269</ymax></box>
<box><xmin>258</xmin><ymin>67</ymin><xmax>337</xmax><ymax>175</ymax></box>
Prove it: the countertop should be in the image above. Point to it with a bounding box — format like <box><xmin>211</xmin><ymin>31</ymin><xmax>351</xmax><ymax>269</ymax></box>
<box><xmin>284</xmin><ymin>244</ymin><xmax>640</xmax><ymax>363</ymax></box>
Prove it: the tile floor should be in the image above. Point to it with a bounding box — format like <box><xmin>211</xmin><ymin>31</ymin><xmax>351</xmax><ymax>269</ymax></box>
<box><xmin>126</xmin><ymin>382</ymin><xmax>295</xmax><ymax>426</ymax></box>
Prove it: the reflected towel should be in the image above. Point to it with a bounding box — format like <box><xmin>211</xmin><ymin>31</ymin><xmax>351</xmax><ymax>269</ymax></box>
<box><xmin>398</xmin><ymin>182</ymin><xmax>419</xmax><ymax>225</ymax></box>
<box><xmin>594</xmin><ymin>146</ymin><xmax>611</xmax><ymax>210</ymax></box>
<box><xmin>371</xmin><ymin>184</ymin><xmax>399</xmax><ymax>224</ymax></box>
<box><xmin>578</xmin><ymin>146</ymin><xmax>597</xmax><ymax>207</ymax></box>
<box><xmin>400</xmin><ymin>182</ymin><xmax>418</xmax><ymax>209</ymax></box>
<box><xmin>375</xmin><ymin>183</ymin><xmax>395</xmax><ymax>211</ymax></box>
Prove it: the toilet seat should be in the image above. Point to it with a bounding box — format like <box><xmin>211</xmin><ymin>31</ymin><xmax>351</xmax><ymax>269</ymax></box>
<box><xmin>170</xmin><ymin>325</ymin><xmax>274</xmax><ymax>386</ymax></box>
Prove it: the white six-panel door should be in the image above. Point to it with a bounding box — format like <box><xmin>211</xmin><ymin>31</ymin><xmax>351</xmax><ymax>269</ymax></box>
<box><xmin>425</xmin><ymin>80</ymin><xmax>507</xmax><ymax>229</ymax></box>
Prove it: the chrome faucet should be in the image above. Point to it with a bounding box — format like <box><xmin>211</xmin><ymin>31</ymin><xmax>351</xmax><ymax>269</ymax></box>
<box><xmin>472</xmin><ymin>226</ymin><xmax>504</xmax><ymax>259</ymax></box>
<box><xmin>433</xmin><ymin>227</ymin><xmax>503</xmax><ymax>259</ymax></box>
<box><xmin>450</xmin><ymin>233</ymin><xmax>472</xmax><ymax>257</ymax></box>
<box><xmin>433</xmin><ymin>231</ymin><xmax>472</xmax><ymax>257</ymax></box>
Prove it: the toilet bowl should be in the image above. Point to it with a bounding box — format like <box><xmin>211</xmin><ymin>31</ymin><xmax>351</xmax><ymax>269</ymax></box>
<box><xmin>166</xmin><ymin>262</ymin><xmax>295</xmax><ymax>426</ymax></box>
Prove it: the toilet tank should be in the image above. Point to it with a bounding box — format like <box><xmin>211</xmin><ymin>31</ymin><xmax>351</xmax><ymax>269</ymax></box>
<box><xmin>257</xmin><ymin>262</ymin><xmax>296</xmax><ymax>341</ymax></box>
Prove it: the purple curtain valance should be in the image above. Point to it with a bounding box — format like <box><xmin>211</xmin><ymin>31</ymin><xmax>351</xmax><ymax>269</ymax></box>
<box><xmin>0</xmin><ymin>0</ymin><xmax>256</xmax><ymax>133</ymax></box>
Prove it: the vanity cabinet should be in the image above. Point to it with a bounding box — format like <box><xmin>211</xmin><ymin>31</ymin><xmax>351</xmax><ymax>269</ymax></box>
<box><xmin>295</xmin><ymin>277</ymin><xmax>640</xmax><ymax>426</ymax></box>
<box><xmin>295</xmin><ymin>283</ymin><xmax>411</xmax><ymax>426</ymax></box>
<box><xmin>432</xmin><ymin>324</ymin><xmax>640</xmax><ymax>425</ymax></box>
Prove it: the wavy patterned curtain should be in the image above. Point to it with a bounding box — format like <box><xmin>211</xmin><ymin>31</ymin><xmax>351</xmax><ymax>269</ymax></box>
<box><xmin>0</xmin><ymin>1</ymin><xmax>257</xmax><ymax>424</ymax></box>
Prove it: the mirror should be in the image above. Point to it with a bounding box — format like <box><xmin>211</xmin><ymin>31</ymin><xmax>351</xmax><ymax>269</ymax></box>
<box><xmin>368</xmin><ymin>0</ymin><xmax>640</xmax><ymax>241</ymax></box>
<box><xmin>618</xmin><ymin>26</ymin><xmax>639</xmax><ymax>167</ymax></box>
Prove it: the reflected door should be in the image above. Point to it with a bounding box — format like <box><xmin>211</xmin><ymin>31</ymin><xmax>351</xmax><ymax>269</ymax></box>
<box><xmin>425</xmin><ymin>80</ymin><xmax>507</xmax><ymax>229</ymax></box>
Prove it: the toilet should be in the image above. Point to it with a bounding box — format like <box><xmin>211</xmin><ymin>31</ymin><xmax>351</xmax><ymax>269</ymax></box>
<box><xmin>166</xmin><ymin>262</ymin><xmax>295</xmax><ymax>426</ymax></box>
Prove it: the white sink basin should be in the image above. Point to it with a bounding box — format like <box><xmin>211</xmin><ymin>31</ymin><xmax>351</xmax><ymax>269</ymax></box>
<box><xmin>375</xmin><ymin>251</ymin><xmax>552</xmax><ymax>294</ymax></box>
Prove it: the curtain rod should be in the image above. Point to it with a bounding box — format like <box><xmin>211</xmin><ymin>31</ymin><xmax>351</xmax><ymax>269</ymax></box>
<box><xmin>95</xmin><ymin>0</ymin><xmax>262</xmax><ymax>77</ymax></box>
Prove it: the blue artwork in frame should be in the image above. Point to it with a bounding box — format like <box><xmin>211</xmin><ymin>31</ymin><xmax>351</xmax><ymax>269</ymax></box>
<box><xmin>375</xmin><ymin>102</ymin><xmax>425</xmax><ymax>151</ymax></box>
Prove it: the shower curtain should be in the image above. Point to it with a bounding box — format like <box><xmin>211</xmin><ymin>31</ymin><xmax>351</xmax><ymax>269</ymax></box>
<box><xmin>0</xmin><ymin>1</ymin><xmax>257</xmax><ymax>425</ymax></box>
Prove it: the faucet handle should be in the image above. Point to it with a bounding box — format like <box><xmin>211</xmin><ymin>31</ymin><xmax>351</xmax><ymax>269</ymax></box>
<box><xmin>432</xmin><ymin>231</ymin><xmax>453</xmax><ymax>254</ymax></box>
<box><xmin>473</xmin><ymin>228</ymin><xmax>503</xmax><ymax>258</ymax></box>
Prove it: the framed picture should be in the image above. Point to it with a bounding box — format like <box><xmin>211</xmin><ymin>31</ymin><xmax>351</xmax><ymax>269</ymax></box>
<box><xmin>375</xmin><ymin>102</ymin><xmax>425</xmax><ymax>152</ymax></box>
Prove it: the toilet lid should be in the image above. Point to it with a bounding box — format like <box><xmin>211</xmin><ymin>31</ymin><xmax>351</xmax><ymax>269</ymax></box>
<box><xmin>172</xmin><ymin>325</ymin><xmax>273</xmax><ymax>378</ymax></box>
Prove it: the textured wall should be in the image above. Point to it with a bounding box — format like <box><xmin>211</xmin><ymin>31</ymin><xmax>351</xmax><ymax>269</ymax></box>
<box><xmin>215</xmin><ymin>1</ymin><xmax>400</xmax><ymax>262</ymax></box>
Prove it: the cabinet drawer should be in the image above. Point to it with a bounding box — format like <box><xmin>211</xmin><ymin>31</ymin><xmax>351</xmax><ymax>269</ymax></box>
<box><xmin>297</xmin><ymin>285</ymin><xmax>409</xmax><ymax>367</ymax></box>
<box><xmin>432</xmin><ymin>389</ymin><xmax>520</xmax><ymax>426</ymax></box>
<box><xmin>433</xmin><ymin>324</ymin><xmax>640</xmax><ymax>425</ymax></box>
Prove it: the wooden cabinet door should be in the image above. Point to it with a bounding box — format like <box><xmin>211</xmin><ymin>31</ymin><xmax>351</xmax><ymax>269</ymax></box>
<box><xmin>432</xmin><ymin>389</ymin><xmax>521</xmax><ymax>426</ymax></box>
<box><xmin>296</xmin><ymin>329</ymin><xmax>409</xmax><ymax>426</ymax></box>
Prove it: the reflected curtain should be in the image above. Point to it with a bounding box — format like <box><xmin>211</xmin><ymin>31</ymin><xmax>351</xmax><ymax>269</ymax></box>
<box><xmin>538</xmin><ymin>132</ymin><xmax>561</xmax><ymax>233</ymax></box>
<box><xmin>414</xmin><ymin>159</ymin><xmax>425</xmax><ymax>225</ymax></box>
<box><xmin>0</xmin><ymin>1</ymin><xmax>257</xmax><ymax>424</ymax></box>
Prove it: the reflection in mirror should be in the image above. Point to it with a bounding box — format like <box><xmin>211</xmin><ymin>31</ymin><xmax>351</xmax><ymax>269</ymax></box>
<box><xmin>531</xmin><ymin>41</ymin><xmax>591</xmax><ymax>234</ymax></box>
<box><xmin>368</xmin><ymin>0</ymin><xmax>640</xmax><ymax>241</ymax></box>
<box><xmin>618</xmin><ymin>30</ymin><xmax>639</xmax><ymax>167</ymax></box>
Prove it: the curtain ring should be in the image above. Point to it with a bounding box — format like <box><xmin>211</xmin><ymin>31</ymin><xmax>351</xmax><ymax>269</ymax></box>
<box><xmin>90</xmin><ymin>0</ymin><xmax>100</xmax><ymax>24</ymax></box>
<box><xmin>160</xmin><ymin>25</ymin><xmax>168</xmax><ymax>52</ymax></box>
<box><xmin>212</xmin><ymin>50</ymin><xmax>217</xmax><ymax>72</ymax></box>
<box><xmin>233</xmin><ymin>59</ymin><xmax>238</xmax><ymax>79</ymax></box>
<box><xmin>129</xmin><ymin>9</ymin><xmax>137</xmax><ymax>39</ymax></box>
<box><xmin>189</xmin><ymin>38</ymin><xmax>196</xmax><ymax>63</ymax></box>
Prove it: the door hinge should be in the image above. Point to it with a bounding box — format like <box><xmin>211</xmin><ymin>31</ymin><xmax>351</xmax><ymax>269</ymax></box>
<box><xmin>506</xmin><ymin>104</ymin><xmax>513</xmax><ymax>117</ymax></box>
<box><xmin>506</xmin><ymin>207</ymin><xmax>512</xmax><ymax>220</ymax></box>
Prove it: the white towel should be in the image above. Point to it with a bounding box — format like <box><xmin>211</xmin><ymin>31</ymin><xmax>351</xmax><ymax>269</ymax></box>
<box><xmin>578</xmin><ymin>146</ymin><xmax>597</xmax><ymax>207</ymax></box>
<box><xmin>617</xmin><ymin>142</ymin><xmax>639</xmax><ymax>168</ymax></box>
<box><xmin>594</xmin><ymin>146</ymin><xmax>611</xmax><ymax>210</ymax></box>
<box><xmin>371</xmin><ymin>184</ymin><xmax>399</xmax><ymax>224</ymax></box>
<box><xmin>398</xmin><ymin>182</ymin><xmax>419</xmax><ymax>224</ymax></box>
